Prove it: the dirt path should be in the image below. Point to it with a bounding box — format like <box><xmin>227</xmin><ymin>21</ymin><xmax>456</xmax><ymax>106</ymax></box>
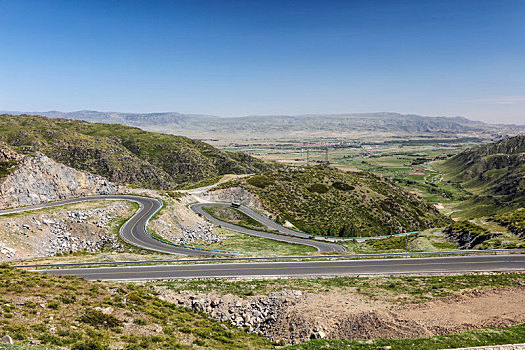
<box><xmin>395</xmin><ymin>286</ymin><xmax>525</xmax><ymax>335</ymax></box>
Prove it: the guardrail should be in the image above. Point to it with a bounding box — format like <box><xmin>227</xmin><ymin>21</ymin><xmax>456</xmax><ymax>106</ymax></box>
<box><xmin>15</xmin><ymin>248</ymin><xmax>525</xmax><ymax>268</ymax></box>
<box><xmin>206</xmin><ymin>202</ymin><xmax>419</xmax><ymax>241</ymax></box>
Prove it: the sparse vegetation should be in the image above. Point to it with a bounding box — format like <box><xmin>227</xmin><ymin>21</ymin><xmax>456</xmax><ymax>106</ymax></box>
<box><xmin>491</xmin><ymin>208</ymin><xmax>525</xmax><ymax>237</ymax></box>
<box><xmin>0</xmin><ymin>266</ymin><xmax>273</xmax><ymax>349</ymax></box>
<box><xmin>284</xmin><ymin>322</ymin><xmax>525</xmax><ymax>350</ymax></box>
<box><xmin>157</xmin><ymin>272</ymin><xmax>525</xmax><ymax>303</ymax></box>
<box><xmin>203</xmin><ymin>205</ymin><xmax>265</xmax><ymax>230</ymax></box>
<box><xmin>0</xmin><ymin>159</ymin><xmax>18</xmax><ymax>180</ymax></box>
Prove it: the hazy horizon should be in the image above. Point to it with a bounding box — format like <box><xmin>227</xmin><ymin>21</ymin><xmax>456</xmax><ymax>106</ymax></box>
<box><xmin>1</xmin><ymin>0</ymin><xmax>524</xmax><ymax>124</ymax></box>
<box><xmin>2</xmin><ymin>108</ymin><xmax>522</xmax><ymax>125</ymax></box>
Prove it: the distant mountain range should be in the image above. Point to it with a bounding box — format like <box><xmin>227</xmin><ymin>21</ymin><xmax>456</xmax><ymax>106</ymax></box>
<box><xmin>3</xmin><ymin>110</ymin><xmax>523</xmax><ymax>139</ymax></box>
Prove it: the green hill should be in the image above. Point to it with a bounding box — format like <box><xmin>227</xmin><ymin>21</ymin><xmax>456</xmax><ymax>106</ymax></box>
<box><xmin>215</xmin><ymin>167</ymin><xmax>447</xmax><ymax>237</ymax></box>
<box><xmin>439</xmin><ymin>134</ymin><xmax>525</xmax><ymax>213</ymax></box>
<box><xmin>0</xmin><ymin>114</ymin><xmax>276</xmax><ymax>189</ymax></box>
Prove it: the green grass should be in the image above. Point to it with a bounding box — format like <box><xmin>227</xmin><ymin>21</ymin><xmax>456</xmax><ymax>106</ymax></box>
<box><xmin>336</xmin><ymin>229</ymin><xmax>457</xmax><ymax>254</ymax></box>
<box><xmin>176</xmin><ymin>175</ymin><xmax>223</xmax><ymax>190</ymax></box>
<box><xmin>364</xmin><ymin>233</ymin><xmax>417</xmax><ymax>251</ymax></box>
<box><xmin>284</xmin><ymin>322</ymin><xmax>525</xmax><ymax>350</ymax></box>
<box><xmin>192</xmin><ymin>227</ymin><xmax>316</xmax><ymax>256</ymax></box>
<box><xmin>0</xmin><ymin>345</ymin><xmax>54</xmax><ymax>350</ymax></box>
<box><xmin>203</xmin><ymin>205</ymin><xmax>265</xmax><ymax>230</ymax></box>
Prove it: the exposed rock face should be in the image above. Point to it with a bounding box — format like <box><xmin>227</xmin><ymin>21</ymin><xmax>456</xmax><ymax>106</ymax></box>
<box><xmin>201</xmin><ymin>187</ymin><xmax>265</xmax><ymax>211</ymax></box>
<box><xmin>154</xmin><ymin>219</ymin><xmax>223</xmax><ymax>246</ymax></box>
<box><xmin>0</xmin><ymin>153</ymin><xmax>115</xmax><ymax>209</ymax></box>
<box><xmin>159</xmin><ymin>289</ymin><xmax>301</xmax><ymax>339</ymax></box>
<box><xmin>0</xmin><ymin>202</ymin><xmax>129</xmax><ymax>260</ymax></box>
<box><xmin>0</xmin><ymin>146</ymin><xmax>21</xmax><ymax>162</ymax></box>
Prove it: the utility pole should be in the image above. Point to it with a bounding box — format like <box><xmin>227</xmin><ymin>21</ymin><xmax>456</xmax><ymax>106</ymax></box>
<box><xmin>301</xmin><ymin>148</ymin><xmax>304</xmax><ymax>164</ymax></box>
<box><xmin>325</xmin><ymin>146</ymin><xmax>329</xmax><ymax>166</ymax></box>
<box><xmin>306</xmin><ymin>149</ymin><xmax>310</xmax><ymax>166</ymax></box>
<box><xmin>406</xmin><ymin>233</ymin><xmax>409</xmax><ymax>252</ymax></box>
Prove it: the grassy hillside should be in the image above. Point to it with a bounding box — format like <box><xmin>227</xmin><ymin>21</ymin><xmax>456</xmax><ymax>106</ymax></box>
<box><xmin>491</xmin><ymin>208</ymin><xmax>525</xmax><ymax>238</ymax></box>
<box><xmin>215</xmin><ymin>167</ymin><xmax>447</xmax><ymax>237</ymax></box>
<box><xmin>439</xmin><ymin>135</ymin><xmax>525</xmax><ymax>212</ymax></box>
<box><xmin>0</xmin><ymin>114</ymin><xmax>276</xmax><ymax>189</ymax></box>
<box><xmin>0</xmin><ymin>265</ymin><xmax>272</xmax><ymax>349</ymax></box>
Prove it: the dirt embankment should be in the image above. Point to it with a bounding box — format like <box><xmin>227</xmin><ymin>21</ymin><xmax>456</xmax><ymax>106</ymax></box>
<box><xmin>158</xmin><ymin>285</ymin><xmax>525</xmax><ymax>344</ymax></box>
<box><xmin>0</xmin><ymin>201</ymin><xmax>133</xmax><ymax>261</ymax></box>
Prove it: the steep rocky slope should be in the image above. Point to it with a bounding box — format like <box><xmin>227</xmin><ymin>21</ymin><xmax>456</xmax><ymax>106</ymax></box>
<box><xmin>440</xmin><ymin>134</ymin><xmax>525</xmax><ymax>209</ymax></box>
<box><xmin>0</xmin><ymin>201</ymin><xmax>131</xmax><ymax>261</ymax></box>
<box><xmin>212</xmin><ymin>167</ymin><xmax>447</xmax><ymax>237</ymax></box>
<box><xmin>0</xmin><ymin>114</ymin><xmax>277</xmax><ymax>189</ymax></box>
<box><xmin>0</xmin><ymin>146</ymin><xmax>115</xmax><ymax>209</ymax></box>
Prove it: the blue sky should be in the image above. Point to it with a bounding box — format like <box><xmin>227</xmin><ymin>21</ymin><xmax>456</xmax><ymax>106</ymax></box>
<box><xmin>0</xmin><ymin>0</ymin><xmax>524</xmax><ymax>123</ymax></box>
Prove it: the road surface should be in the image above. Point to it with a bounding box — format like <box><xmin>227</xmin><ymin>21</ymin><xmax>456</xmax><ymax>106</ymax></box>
<box><xmin>39</xmin><ymin>254</ymin><xmax>525</xmax><ymax>281</ymax></box>
<box><xmin>189</xmin><ymin>202</ymin><xmax>345</xmax><ymax>252</ymax></box>
<box><xmin>0</xmin><ymin>195</ymin><xmax>342</xmax><ymax>255</ymax></box>
<box><xmin>0</xmin><ymin>195</ymin><xmax>226</xmax><ymax>256</ymax></box>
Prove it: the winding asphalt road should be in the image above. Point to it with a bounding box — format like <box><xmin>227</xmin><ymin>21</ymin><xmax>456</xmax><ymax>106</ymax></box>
<box><xmin>5</xmin><ymin>196</ymin><xmax>524</xmax><ymax>281</ymax></box>
<box><xmin>0</xmin><ymin>195</ymin><xmax>226</xmax><ymax>256</ymax></box>
<box><xmin>39</xmin><ymin>254</ymin><xmax>525</xmax><ymax>281</ymax></box>
<box><xmin>189</xmin><ymin>203</ymin><xmax>345</xmax><ymax>253</ymax></box>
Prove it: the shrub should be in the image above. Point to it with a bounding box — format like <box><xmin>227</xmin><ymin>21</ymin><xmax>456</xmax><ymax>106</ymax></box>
<box><xmin>307</xmin><ymin>183</ymin><xmax>330</xmax><ymax>193</ymax></box>
<box><xmin>72</xmin><ymin>339</ymin><xmax>107</xmax><ymax>350</ymax></box>
<box><xmin>444</xmin><ymin>220</ymin><xmax>488</xmax><ymax>236</ymax></box>
<box><xmin>47</xmin><ymin>301</ymin><xmax>60</xmax><ymax>310</ymax></box>
<box><xmin>247</xmin><ymin>175</ymin><xmax>273</xmax><ymax>188</ymax></box>
<box><xmin>79</xmin><ymin>309</ymin><xmax>123</xmax><ymax>329</ymax></box>
<box><xmin>332</xmin><ymin>181</ymin><xmax>355</xmax><ymax>191</ymax></box>
<box><xmin>133</xmin><ymin>318</ymin><xmax>148</xmax><ymax>325</ymax></box>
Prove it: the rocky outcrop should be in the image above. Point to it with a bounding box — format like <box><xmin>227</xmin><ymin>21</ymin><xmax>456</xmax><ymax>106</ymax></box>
<box><xmin>154</xmin><ymin>219</ymin><xmax>223</xmax><ymax>245</ymax></box>
<box><xmin>159</xmin><ymin>289</ymin><xmax>302</xmax><ymax>340</ymax></box>
<box><xmin>201</xmin><ymin>187</ymin><xmax>265</xmax><ymax>211</ymax></box>
<box><xmin>0</xmin><ymin>145</ymin><xmax>21</xmax><ymax>162</ymax></box>
<box><xmin>0</xmin><ymin>153</ymin><xmax>115</xmax><ymax>209</ymax></box>
<box><xmin>0</xmin><ymin>203</ymin><xmax>128</xmax><ymax>260</ymax></box>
